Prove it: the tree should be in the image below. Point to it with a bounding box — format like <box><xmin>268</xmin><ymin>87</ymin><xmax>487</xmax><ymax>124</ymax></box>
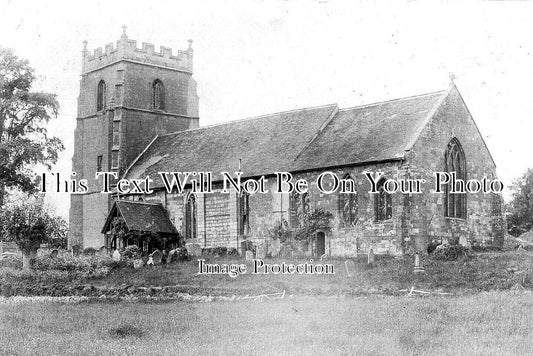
<box><xmin>0</xmin><ymin>194</ymin><xmax>60</xmax><ymax>269</ymax></box>
<box><xmin>0</xmin><ymin>48</ymin><xmax>64</xmax><ymax>206</ymax></box>
<box><xmin>507</xmin><ymin>168</ymin><xmax>533</xmax><ymax>237</ymax></box>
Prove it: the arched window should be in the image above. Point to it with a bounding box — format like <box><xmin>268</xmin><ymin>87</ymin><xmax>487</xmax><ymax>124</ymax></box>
<box><xmin>152</xmin><ymin>80</ymin><xmax>165</xmax><ymax>110</ymax></box>
<box><xmin>444</xmin><ymin>138</ymin><xmax>466</xmax><ymax>219</ymax></box>
<box><xmin>375</xmin><ymin>177</ymin><xmax>392</xmax><ymax>221</ymax></box>
<box><xmin>185</xmin><ymin>193</ymin><xmax>197</xmax><ymax>239</ymax></box>
<box><xmin>239</xmin><ymin>192</ymin><xmax>250</xmax><ymax>235</ymax></box>
<box><xmin>339</xmin><ymin>175</ymin><xmax>358</xmax><ymax>227</ymax></box>
<box><xmin>290</xmin><ymin>192</ymin><xmax>310</xmax><ymax>228</ymax></box>
<box><xmin>97</xmin><ymin>80</ymin><xmax>106</xmax><ymax>111</ymax></box>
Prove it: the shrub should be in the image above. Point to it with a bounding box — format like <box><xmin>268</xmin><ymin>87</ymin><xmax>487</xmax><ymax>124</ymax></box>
<box><xmin>432</xmin><ymin>245</ymin><xmax>471</xmax><ymax>261</ymax></box>
<box><xmin>83</xmin><ymin>247</ymin><xmax>97</xmax><ymax>256</ymax></box>
<box><xmin>122</xmin><ymin>245</ymin><xmax>141</xmax><ymax>260</ymax></box>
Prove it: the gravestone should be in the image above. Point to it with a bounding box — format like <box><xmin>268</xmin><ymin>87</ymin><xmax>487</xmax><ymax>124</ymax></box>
<box><xmin>458</xmin><ymin>235</ymin><xmax>470</xmax><ymax>248</ymax></box>
<box><xmin>99</xmin><ymin>246</ymin><xmax>109</xmax><ymax>256</ymax></box>
<box><xmin>256</xmin><ymin>244</ymin><xmax>266</xmax><ymax>259</ymax></box>
<box><xmin>112</xmin><ymin>249</ymin><xmax>121</xmax><ymax>261</ymax></box>
<box><xmin>367</xmin><ymin>247</ymin><xmax>375</xmax><ymax>266</ymax></box>
<box><xmin>345</xmin><ymin>259</ymin><xmax>355</xmax><ymax>277</ymax></box>
<box><xmin>245</xmin><ymin>250</ymin><xmax>254</xmax><ymax>261</ymax></box>
<box><xmin>133</xmin><ymin>259</ymin><xmax>144</xmax><ymax>269</ymax></box>
<box><xmin>188</xmin><ymin>243</ymin><xmax>202</xmax><ymax>257</ymax></box>
<box><xmin>167</xmin><ymin>249</ymin><xmax>177</xmax><ymax>263</ymax></box>
<box><xmin>50</xmin><ymin>249</ymin><xmax>59</xmax><ymax>258</ymax></box>
<box><xmin>72</xmin><ymin>245</ymin><xmax>81</xmax><ymax>256</ymax></box>
<box><xmin>151</xmin><ymin>250</ymin><xmax>162</xmax><ymax>265</ymax></box>
<box><xmin>270</xmin><ymin>238</ymin><xmax>281</xmax><ymax>257</ymax></box>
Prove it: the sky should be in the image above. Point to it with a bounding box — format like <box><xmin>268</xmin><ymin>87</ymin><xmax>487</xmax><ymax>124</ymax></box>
<box><xmin>1</xmin><ymin>0</ymin><xmax>532</xmax><ymax>218</ymax></box>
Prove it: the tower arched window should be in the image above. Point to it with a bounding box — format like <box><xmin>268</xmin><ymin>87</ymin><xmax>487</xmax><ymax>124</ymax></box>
<box><xmin>185</xmin><ymin>193</ymin><xmax>197</xmax><ymax>239</ymax></box>
<box><xmin>97</xmin><ymin>80</ymin><xmax>106</xmax><ymax>111</ymax></box>
<box><xmin>375</xmin><ymin>177</ymin><xmax>392</xmax><ymax>221</ymax></box>
<box><xmin>445</xmin><ymin>138</ymin><xmax>467</xmax><ymax>219</ymax></box>
<box><xmin>339</xmin><ymin>174</ymin><xmax>358</xmax><ymax>227</ymax></box>
<box><xmin>152</xmin><ymin>79</ymin><xmax>165</xmax><ymax>110</ymax></box>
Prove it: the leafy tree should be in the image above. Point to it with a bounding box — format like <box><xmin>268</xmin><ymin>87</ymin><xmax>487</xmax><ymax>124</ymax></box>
<box><xmin>507</xmin><ymin>168</ymin><xmax>533</xmax><ymax>237</ymax></box>
<box><xmin>0</xmin><ymin>48</ymin><xmax>64</xmax><ymax>206</ymax></box>
<box><xmin>47</xmin><ymin>215</ymin><xmax>68</xmax><ymax>249</ymax></box>
<box><xmin>0</xmin><ymin>194</ymin><xmax>61</xmax><ymax>269</ymax></box>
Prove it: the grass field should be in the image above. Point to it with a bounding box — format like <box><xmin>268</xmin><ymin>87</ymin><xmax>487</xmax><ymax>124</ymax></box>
<box><xmin>1</xmin><ymin>291</ymin><xmax>532</xmax><ymax>355</ymax></box>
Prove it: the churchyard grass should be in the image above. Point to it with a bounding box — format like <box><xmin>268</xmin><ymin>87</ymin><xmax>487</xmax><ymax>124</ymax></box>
<box><xmin>1</xmin><ymin>291</ymin><xmax>532</xmax><ymax>355</ymax></box>
<box><xmin>1</xmin><ymin>250</ymin><xmax>532</xmax><ymax>297</ymax></box>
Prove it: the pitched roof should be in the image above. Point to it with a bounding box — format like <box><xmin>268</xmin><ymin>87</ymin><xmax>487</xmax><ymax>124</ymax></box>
<box><xmin>101</xmin><ymin>201</ymin><xmax>178</xmax><ymax>234</ymax></box>
<box><xmin>125</xmin><ymin>89</ymin><xmax>449</xmax><ymax>187</ymax></box>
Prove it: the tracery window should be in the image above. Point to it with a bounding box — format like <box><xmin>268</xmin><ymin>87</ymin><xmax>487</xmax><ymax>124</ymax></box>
<box><xmin>290</xmin><ymin>192</ymin><xmax>309</xmax><ymax>228</ymax></box>
<box><xmin>445</xmin><ymin>138</ymin><xmax>467</xmax><ymax>219</ymax></box>
<box><xmin>338</xmin><ymin>174</ymin><xmax>358</xmax><ymax>227</ymax></box>
<box><xmin>375</xmin><ymin>178</ymin><xmax>392</xmax><ymax>221</ymax></box>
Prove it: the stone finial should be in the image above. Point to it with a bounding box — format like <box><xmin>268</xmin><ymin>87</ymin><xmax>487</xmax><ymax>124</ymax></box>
<box><xmin>83</xmin><ymin>40</ymin><xmax>88</xmax><ymax>50</ymax></box>
<box><xmin>188</xmin><ymin>39</ymin><xmax>193</xmax><ymax>51</ymax></box>
<box><xmin>121</xmin><ymin>25</ymin><xmax>128</xmax><ymax>40</ymax></box>
<box><xmin>449</xmin><ymin>72</ymin><xmax>457</xmax><ymax>86</ymax></box>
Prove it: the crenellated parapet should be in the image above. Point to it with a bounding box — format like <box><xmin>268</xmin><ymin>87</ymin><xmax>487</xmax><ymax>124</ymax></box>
<box><xmin>82</xmin><ymin>26</ymin><xmax>193</xmax><ymax>74</ymax></box>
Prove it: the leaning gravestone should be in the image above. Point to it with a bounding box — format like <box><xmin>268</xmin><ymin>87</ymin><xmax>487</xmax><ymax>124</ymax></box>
<box><xmin>245</xmin><ymin>250</ymin><xmax>254</xmax><ymax>261</ymax></box>
<box><xmin>50</xmin><ymin>249</ymin><xmax>59</xmax><ymax>258</ymax></box>
<box><xmin>112</xmin><ymin>249</ymin><xmax>121</xmax><ymax>261</ymax></box>
<box><xmin>151</xmin><ymin>250</ymin><xmax>163</xmax><ymax>265</ymax></box>
<box><xmin>270</xmin><ymin>238</ymin><xmax>281</xmax><ymax>257</ymax></box>
<box><xmin>256</xmin><ymin>244</ymin><xmax>266</xmax><ymax>259</ymax></box>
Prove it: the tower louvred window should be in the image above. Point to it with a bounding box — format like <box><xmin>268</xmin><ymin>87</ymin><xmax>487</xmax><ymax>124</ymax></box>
<box><xmin>152</xmin><ymin>79</ymin><xmax>165</xmax><ymax>110</ymax></box>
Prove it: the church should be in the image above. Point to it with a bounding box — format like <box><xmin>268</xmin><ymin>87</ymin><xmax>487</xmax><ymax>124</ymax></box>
<box><xmin>69</xmin><ymin>29</ymin><xmax>506</xmax><ymax>256</ymax></box>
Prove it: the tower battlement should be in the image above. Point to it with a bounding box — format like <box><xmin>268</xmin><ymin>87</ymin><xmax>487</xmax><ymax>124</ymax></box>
<box><xmin>82</xmin><ymin>26</ymin><xmax>193</xmax><ymax>74</ymax></box>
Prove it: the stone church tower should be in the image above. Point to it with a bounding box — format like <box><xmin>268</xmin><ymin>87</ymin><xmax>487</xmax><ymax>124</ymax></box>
<box><xmin>69</xmin><ymin>27</ymin><xmax>199</xmax><ymax>249</ymax></box>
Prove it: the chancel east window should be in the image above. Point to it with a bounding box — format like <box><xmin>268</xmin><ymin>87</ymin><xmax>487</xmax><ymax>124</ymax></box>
<box><xmin>339</xmin><ymin>175</ymin><xmax>358</xmax><ymax>227</ymax></box>
<box><xmin>444</xmin><ymin>138</ymin><xmax>467</xmax><ymax>219</ymax></box>
<box><xmin>97</xmin><ymin>80</ymin><xmax>106</xmax><ymax>111</ymax></box>
<box><xmin>375</xmin><ymin>178</ymin><xmax>392</xmax><ymax>221</ymax></box>
<box><xmin>152</xmin><ymin>79</ymin><xmax>165</xmax><ymax>110</ymax></box>
<box><xmin>185</xmin><ymin>193</ymin><xmax>197</xmax><ymax>239</ymax></box>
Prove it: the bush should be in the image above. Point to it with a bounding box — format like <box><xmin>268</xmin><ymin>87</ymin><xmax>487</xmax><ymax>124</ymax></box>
<box><xmin>432</xmin><ymin>245</ymin><xmax>471</xmax><ymax>261</ymax></box>
<box><xmin>122</xmin><ymin>245</ymin><xmax>141</xmax><ymax>260</ymax></box>
<box><xmin>83</xmin><ymin>247</ymin><xmax>97</xmax><ymax>256</ymax></box>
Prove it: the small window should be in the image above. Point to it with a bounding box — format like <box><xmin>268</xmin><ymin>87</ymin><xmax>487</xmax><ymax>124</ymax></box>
<box><xmin>111</xmin><ymin>151</ymin><xmax>119</xmax><ymax>169</ymax></box>
<box><xmin>375</xmin><ymin>178</ymin><xmax>392</xmax><ymax>221</ymax></box>
<box><xmin>97</xmin><ymin>80</ymin><xmax>106</xmax><ymax>111</ymax></box>
<box><xmin>96</xmin><ymin>155</ymin><xmax>103</xmax><ymax>172</ymax></box>
<box><xmin>151</xmin><ymin>80</ymin><xmax>165</xmax><ymax>110</ymax></box>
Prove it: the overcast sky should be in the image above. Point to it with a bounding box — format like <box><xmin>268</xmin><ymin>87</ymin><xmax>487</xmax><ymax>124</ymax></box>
<box><xmin>1</xmin><ymin>0</ymin><xmax>532</xmax><ymax>217</ymax></box>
